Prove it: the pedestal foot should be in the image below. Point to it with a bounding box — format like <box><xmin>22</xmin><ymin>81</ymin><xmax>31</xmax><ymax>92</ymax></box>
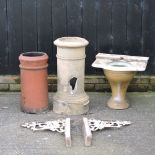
<box><xmin>107</xmin><ymin>97</ymin><xmax>129</xmax><ymax>109</ymax></box>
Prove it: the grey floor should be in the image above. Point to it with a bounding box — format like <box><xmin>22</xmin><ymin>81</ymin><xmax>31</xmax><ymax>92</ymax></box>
<box><xmin>0</xmin><ymin>92</ymin><xmax>155</xmax><ymax>155</ymax></box>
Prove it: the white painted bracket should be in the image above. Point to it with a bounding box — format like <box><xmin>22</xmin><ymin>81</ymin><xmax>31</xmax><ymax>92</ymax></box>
<box><xmin>83</xmin><ymin>117</ymin><xmax>92</xmax><ymax>146</ymax></box>
<box><xmin>83</xmin><ymin>117</ymin><xmax>131</xmax><ymax>146</ymax></box>
<box><xmin>21</xmin><ymin>118</ymin><xmax>71</xmax><ymax>147</ymax></box>
<box><xmin>65</xmin><ymin>118</ymin><xmax>71</xmax><ymax>147</ymax></box>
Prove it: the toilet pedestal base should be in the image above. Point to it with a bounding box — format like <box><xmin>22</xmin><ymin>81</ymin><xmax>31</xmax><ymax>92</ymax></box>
<box><xmin>107</xmin><ymin>97</ymin><xmax>129</xmax><ymax>109</ymax></box>
<box><xmin>104</xmin><ymin>70</ymin><xmax>135</xmax><ymax>110</ymax></box>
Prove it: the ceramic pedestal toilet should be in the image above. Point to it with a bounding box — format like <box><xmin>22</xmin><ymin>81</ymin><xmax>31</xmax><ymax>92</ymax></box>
<box><xmin>92</xmin><ymin>53</ymin><xmax>149</xmax><ymax>109</ymax></box>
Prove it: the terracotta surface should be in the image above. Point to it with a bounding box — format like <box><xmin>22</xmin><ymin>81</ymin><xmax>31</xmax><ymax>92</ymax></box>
<box><xmin>53</xmin><ymin>37</ymin><xmax>89</xmax><ymax>115</ymax></box>
<box><xmin>104</xmin><ymin>70</ymin><xmax>135</xmax><ymax>109</ymax></box>
<box><xmin>19</xmin><ymin>52</ymin><xmax>49</xmax><ymax>113</ymax></box>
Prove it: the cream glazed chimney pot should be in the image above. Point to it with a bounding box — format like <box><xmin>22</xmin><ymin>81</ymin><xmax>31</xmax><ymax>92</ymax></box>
<box><xmin>53</xmin><ymin>37</ymin><xmax>89</xmax><ymax>115</ymax></box>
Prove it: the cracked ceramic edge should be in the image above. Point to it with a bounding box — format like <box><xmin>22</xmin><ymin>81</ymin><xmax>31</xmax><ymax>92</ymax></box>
<box><xmin>21</xmin><ymin>119</ymin><xmax>66</xmax><ymax>133</ymax></box>
<box><xmin>87</xmin><ymin>118</ymin><xmax>132</xmax><ymax>132</ymax></box>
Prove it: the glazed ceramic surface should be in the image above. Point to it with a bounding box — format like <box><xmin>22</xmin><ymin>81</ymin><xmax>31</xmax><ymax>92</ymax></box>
<box><xmin>104</xmin><ymin>70</ymin><xmax>135</xmax><ymax>109</ymax></box>
<box><xmin>92</xmin><ymin>53</ymin><xmax>149</xmax><ymax>71</ymax></box>
<box><xmin>92</xmin><ymin>53</ymin><xmax>149</xmax><ymax>109</ymax></box>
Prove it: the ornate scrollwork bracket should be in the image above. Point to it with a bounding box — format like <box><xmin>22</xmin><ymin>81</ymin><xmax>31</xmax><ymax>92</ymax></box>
<box><xmin>83</xmin><ymin>117</ymin><xmax>131</xmax><ymax>146</ymax></box>
<box><xmin>88</xmin><ymin>118</ymin><xmax>131</xmax><ymax>131</ymax></box>
<box><xmin>21</xmin><ymin>118</ymin><xmax>71</xmax><ymax>147</ymax></box>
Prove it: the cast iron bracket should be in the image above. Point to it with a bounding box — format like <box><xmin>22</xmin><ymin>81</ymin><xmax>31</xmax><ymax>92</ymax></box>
<box><xmin>21</xmin><ymin>118</ymin><xmax>71</xmax><ymax>147</ymax></box>
<box><xmin>83</xmin><ymin>117</ymin><xmax>131</xmax><ymax>146</ymax></box>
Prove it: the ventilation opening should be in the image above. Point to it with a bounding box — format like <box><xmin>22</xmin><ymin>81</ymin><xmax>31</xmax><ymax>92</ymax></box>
<box><xmin>22</xmin><ymin>52</ymin><xmax>45</xmax><ymax>57</ymax></box>
<box><xmin>69</xmin><ymin>77</ymin><xmax>77</xmax><ymax>90</ymax></box>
